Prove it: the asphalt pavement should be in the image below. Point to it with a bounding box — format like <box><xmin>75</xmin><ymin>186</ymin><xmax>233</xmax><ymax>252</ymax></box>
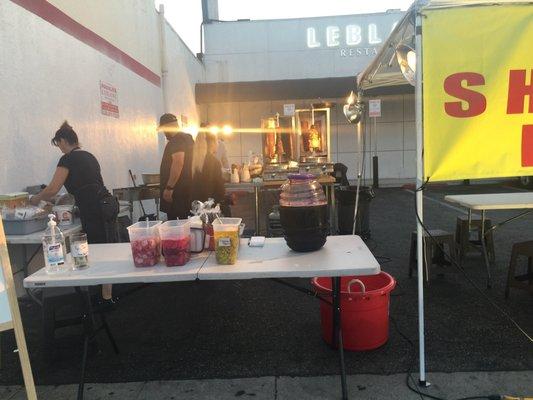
<box><xmin>0</xmin><ymin>182</ymin><xmax>531</xmax><ymax>390</ymax></box>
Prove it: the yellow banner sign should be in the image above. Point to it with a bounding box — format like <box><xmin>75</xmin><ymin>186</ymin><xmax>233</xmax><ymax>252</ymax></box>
<box><xmin>422</xmin><ymin>5</ymin><xmax>533</xmax><ymax>181</ymax></box>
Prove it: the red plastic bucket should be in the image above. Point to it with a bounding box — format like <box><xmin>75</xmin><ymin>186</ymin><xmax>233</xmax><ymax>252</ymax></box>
<box><xmin>311</xmin><ymin>272</ymin><xmax>396</xmax><ymax>351</ymax></box>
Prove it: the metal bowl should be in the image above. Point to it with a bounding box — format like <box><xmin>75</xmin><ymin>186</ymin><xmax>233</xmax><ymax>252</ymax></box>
<box><xmin>141</xmin><ymin>173</ymin><xmax>160</xmax><ymax>185</ymax></box>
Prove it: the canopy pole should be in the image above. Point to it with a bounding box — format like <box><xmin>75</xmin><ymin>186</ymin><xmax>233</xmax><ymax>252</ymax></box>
<box><xmin>352</xmin><ymin>114</ymin><xmax>363</xmax><ymax>235</ymax></box>
<box><xmin>415</xmin><ymin>12</ymin><xmax>428</xmax><ymax>386</ymax></box>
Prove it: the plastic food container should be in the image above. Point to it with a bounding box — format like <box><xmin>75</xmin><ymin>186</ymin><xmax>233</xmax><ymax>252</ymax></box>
<box><xmin>213</xmin><ymin>218</ymin><xmax>242</xmax><ymax>265</ymax></box>
<box><xmin>53</xmin><ymin>205</ymin><xmax>74</xmax><ymax>226</ymax></box>
<box><xmin>127</xmin><ymin>221</ymin><xmax>162</xmax><ymax>267</ymax></box>
<box><xmin>3</xmin><ymin>216</ymin><xmax>48</xmax><ymax>235</ymax></box>
<box><xmin>159</xmin><ymin>220</ymin><xmax>191</xmax><ymax>267</ymax></box>
<box><xmin>0</xmin><ymin>192</ymin><xmax>29</xmax><ymax>210</ymax></box>
<box><xmin>188</xmin><ymin>216</ymin><xmax>205</xmax><ymax>253</ymax></box>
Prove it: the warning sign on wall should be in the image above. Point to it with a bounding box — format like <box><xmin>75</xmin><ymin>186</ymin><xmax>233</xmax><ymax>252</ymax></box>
<box><xmin>100</xmin><ymin>81</ymin><xmax>119</xmax><ymax>119</ymax></box>
<box><xmin>368</xmin><ymin>99</ymin><xmax>381</xmax><ymax>117</ymax></box>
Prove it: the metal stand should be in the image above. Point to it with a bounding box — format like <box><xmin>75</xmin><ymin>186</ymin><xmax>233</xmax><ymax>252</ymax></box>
<box><xmin>254</xmin><ymin>184</ymin><xmax>260</xmax><ymax>235</ymax></box>
<box><xmin>21</xmin><ymin>244</ymin><xmax>44</xmax><ymax>304</ymax></box>
<box><xmin>480</xmin><ymin>210</ymin><xmax>492</xmax><ymax>288</ymax></box>
<box><xmin>75</xmin><ymin>287</ymin><xmax>120</xmax><ymax>400</ymax></box>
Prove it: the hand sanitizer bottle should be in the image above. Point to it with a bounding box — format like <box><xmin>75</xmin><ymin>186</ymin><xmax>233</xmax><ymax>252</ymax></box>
<box><xmin>42</xmin><ymin>214</ymin><xmax>67</xmax><ymax>274</ymax></box>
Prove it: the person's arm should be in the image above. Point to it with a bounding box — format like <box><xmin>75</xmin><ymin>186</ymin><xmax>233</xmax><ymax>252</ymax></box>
<box><xmin>163</xmin><ymin>152</ymin><xmax>184</xmax><ymax>202</ymax></box>
<box><xmin>30</xmin><ymin>167</ymin><xmax>69</xmax><ymax>205</ymax></box>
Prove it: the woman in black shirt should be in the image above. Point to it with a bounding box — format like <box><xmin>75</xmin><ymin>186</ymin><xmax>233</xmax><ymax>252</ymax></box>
<box><xmin>31</xmin><ymin>121</ymin><xmax>115</xmax><ymax>299</ymax></box>
<box><xmin>191</xmin><ymin>131</ymin><xmax>229</xmax><ymax>214</ymax></box>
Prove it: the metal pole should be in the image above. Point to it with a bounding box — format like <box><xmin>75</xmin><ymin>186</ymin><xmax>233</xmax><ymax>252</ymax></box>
<box><xmin>415</xmin><ymin>12</ymin><xmax>428</xmax><ymax>386</ymax></box>
<box><xmin>352</xmin><ymin>115</ymin><xmax>363</xmax><ymax>235</ymax></box>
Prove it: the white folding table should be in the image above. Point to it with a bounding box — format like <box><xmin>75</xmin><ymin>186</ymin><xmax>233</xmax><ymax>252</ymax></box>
<box><xmin>445</xmin><ymin>192</ymin><xmax>533</xmax><ymax>287</ymax></box>
<box><xmin>24</xmin><ymin>235</ymin><xmax>380</xmax><ymax>400</ymax></box>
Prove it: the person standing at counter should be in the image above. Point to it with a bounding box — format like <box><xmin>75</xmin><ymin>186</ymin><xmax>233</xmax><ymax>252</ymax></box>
<box><xmin>158</xmin><ymin>113</ymin><xmax>194</xmax><ymax>219</ymax></box>
<box><xmin>192</xmin><ymin>129</ymin><xmax>225</xmax><ymax>202</ymax></box>
<box><xmin>30</xmin><ymin>121</ymin><xmax>117</xmax><ymax>301</ymax></box>
<box><xmin>217</xmin><ymin>135</ymin><xmax>230</xmax><ymax>172</ymax></box>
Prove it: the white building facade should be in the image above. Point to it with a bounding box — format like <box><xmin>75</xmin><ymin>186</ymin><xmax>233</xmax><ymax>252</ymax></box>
<box><xmin>0</xmin><ymin>0</ymin><xmax>415</xmax><ymax>195</ymax></box>
<box><xmin>198</xmin><ymin>7</ymin><xmax>415</xmax><ymax>182</ymax></box>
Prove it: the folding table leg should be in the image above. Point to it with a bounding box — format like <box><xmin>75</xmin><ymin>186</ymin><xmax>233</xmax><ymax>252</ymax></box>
<box><xmin>480</xmin><ymin>210</ymin><xmax>492</xmax><ymax>288</ymax></box>
<box><xmin>75</xmin><ymin>287</ymin><xmax>96</xmax><ymax>400</ymax></box>
<box><xmin>331</xmin><ymin>277</ymin><xmax>348</xmax><ymax>400</ymax></box>
<box><xmin>78</xmin><ymin>334</ymin><xmax>90</xmax><ymax>400</ymax></box>
<box><xmin>100</xmin><ymin>312</ymin><xmax>119</xmax><ymax>355</ymax></box>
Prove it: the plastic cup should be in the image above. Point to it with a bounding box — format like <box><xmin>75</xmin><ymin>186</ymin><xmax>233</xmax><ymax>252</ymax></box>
<box><xmin>159</xmin><ymin>220</ymin><xmax>191</xmax><ymax>267</ymax></box>
<box><xmin>127</xmin><ymin>221</ymin><xmax>162</xmax><ymax>267</ymax></box>
<box><xmin>71</xmin><ymin>232</ymin><xmax>89</xmax><ymax>270</ymax></box>
<box><xmin>213</xmin><ymin>218</ymin><xmax>242</xmax><ymax>265</ymax></box>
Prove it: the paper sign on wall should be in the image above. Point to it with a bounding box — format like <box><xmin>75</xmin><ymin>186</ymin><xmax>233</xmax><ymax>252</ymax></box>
<box><xmin>100</xmin><ymin>81</ymin><xmax>119</xmax><ymax>119</ymax></box>
<box><xmin>423</xmin><ymin>5</ymin><xmax>533</xmax><ymax>181</ymax></box>
<box><xmin>284</xmin><ymin>104</ymin><xmax>295</xmax><ymax>116</ymax></box>
<box><xmin>368</xmin><ymin>99</ymin><xmax>381</xmax><ymax>117</ymax></box>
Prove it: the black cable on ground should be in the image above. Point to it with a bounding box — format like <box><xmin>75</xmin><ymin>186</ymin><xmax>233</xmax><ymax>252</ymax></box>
<box><xmin>412</xmin><ymin>182</ymin><xmax>533</xmax><ymax>343</ymax></box>
<box><xmin>391</xmin><ymin>312</ymin><xmax>498</xmax><ymax>400</ymax></box>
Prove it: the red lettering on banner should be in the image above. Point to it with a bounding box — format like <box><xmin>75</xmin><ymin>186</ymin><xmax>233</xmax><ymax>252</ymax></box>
<box><xmin>444</xmin><ymin>73</ymin><xmax>486</xmax><ymax>118</ymax></box>
<box><xmin>507</xmin><ymin>70</ymin><xmax>533</xmax><ymax>114</ymax></box>
<box><xmin>523</xmin><ymin>125</ymin><xmax>533</xmax><ymax>167</ymax></box>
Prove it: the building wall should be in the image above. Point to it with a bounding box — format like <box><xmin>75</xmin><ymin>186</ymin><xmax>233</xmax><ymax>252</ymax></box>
<box><xmin>48</xmin><ymin>0</ymin><xmax>161</xmax><ymax>74</ymax></box>
<box><xmin>203</xmin><ymin>93</ymin><xmax>415</xmax><ymax>181</ymax></box>
<box><xmin>201</xmin><ymin>11</ymin><xmax>414</xmax><ymax>182</ymax></box>
<box><xmin>203</xmin><ymin>11</ymin><xmax>403</xmax><ymax>83</ymax></box>
<box><xmin>164</xmin><ymin>22</ymin><xmax>205</xmax><ymax>129</ymax></box>
<box><xmin>0</xmin><ymin>0</ymin><xmax>204</xmax><ymax>194</ymax></box>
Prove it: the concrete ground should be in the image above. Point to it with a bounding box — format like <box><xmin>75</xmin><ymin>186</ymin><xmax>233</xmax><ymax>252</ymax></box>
<box><xmin>0</xmin><ymin>181</ymin><xmax>532</xmax><ymax>398</ymax></box>
<box><xmin>1</xmin><ymin>371</ymin><xmax>532</xmax><ymax>399</ymax></box>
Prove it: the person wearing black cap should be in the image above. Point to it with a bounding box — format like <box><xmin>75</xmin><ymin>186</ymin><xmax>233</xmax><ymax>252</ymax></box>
<box><xmin>158</xmin><ymin>113</ymin><xmax>195</xmax><ymax>220</ymax></box>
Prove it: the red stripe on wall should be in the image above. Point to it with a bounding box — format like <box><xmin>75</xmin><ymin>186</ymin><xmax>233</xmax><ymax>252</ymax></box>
<box><xmin>11</xmin><ymin>0</ymin><xmax>161</xmax><ymax>87</ymax></box>
<box><xmin>522</xmin><ymin>125</ymin><xmax>533</xmax><ymax>167</ymax></box>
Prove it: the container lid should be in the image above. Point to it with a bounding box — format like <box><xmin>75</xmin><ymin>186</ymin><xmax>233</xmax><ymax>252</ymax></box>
<box><xmin>127</xmin><ymin>220</ymin><xmax>162</xmax><ymax>230</ymax></box>
<box><xmin>160</xmin><ymin>219</ymin><xmax>190</xmax><ymax>230</ymax></box>
<box><xmin>212</xmin><ymin>217</ymin><xmax>242</xmax><ymax>227</ymax></box>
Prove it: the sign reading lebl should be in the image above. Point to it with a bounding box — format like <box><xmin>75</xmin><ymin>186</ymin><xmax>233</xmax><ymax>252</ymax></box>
<box><xmin>306</xmin><ymin>21</ymin><xmax>399</xmax><ymax>58</ymax></box>
<box><xmin>100</xmin><ymin>81</ymin><xmax>119</xmax><ymax>119</ymax></box>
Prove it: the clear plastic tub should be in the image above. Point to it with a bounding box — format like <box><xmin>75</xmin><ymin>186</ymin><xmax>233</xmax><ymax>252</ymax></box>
<box><xmin>213</xmin><ymin>218</ymin><xmax>242</xmax><ymax>265</ymax></box>
<box><xmin>159</xmin><ymin>220</ymin><xmax>191</xmax><ymax>267</ymax></box>
<box><xmin>127</xmin><ymin>221</ymin><xmax>162</xmax><ymax>267</ymax></box>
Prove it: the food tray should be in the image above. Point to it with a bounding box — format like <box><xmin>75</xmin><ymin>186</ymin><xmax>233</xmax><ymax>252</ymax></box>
<box><xmin>4</xmin><ymin>217</ymin><xmax>48</xmax><ymax>235</ymax></box>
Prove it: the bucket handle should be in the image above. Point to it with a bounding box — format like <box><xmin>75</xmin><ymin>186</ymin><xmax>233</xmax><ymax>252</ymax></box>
<box><xmin>347</xmin><ymin>279</ymin><xmax>366</xmax><ymax>300</ymax></box>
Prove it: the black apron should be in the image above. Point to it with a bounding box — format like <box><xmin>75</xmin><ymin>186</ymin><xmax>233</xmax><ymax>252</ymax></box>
<box><xmin>75</xmin><ymin>184</ymin><xmax>118</xmax><ymax>244</ymax></box>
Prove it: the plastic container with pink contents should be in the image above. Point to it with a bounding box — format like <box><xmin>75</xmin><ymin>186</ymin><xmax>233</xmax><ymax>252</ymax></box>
<box><xmin>127</xmin><ymin>220</ymin><xmax>162</xmax><ymax>267</ymax></box>
<box><xmin>159</xmin><ymin>220</ymin><xmax>191</xmax><ymax>267</ymax></box>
